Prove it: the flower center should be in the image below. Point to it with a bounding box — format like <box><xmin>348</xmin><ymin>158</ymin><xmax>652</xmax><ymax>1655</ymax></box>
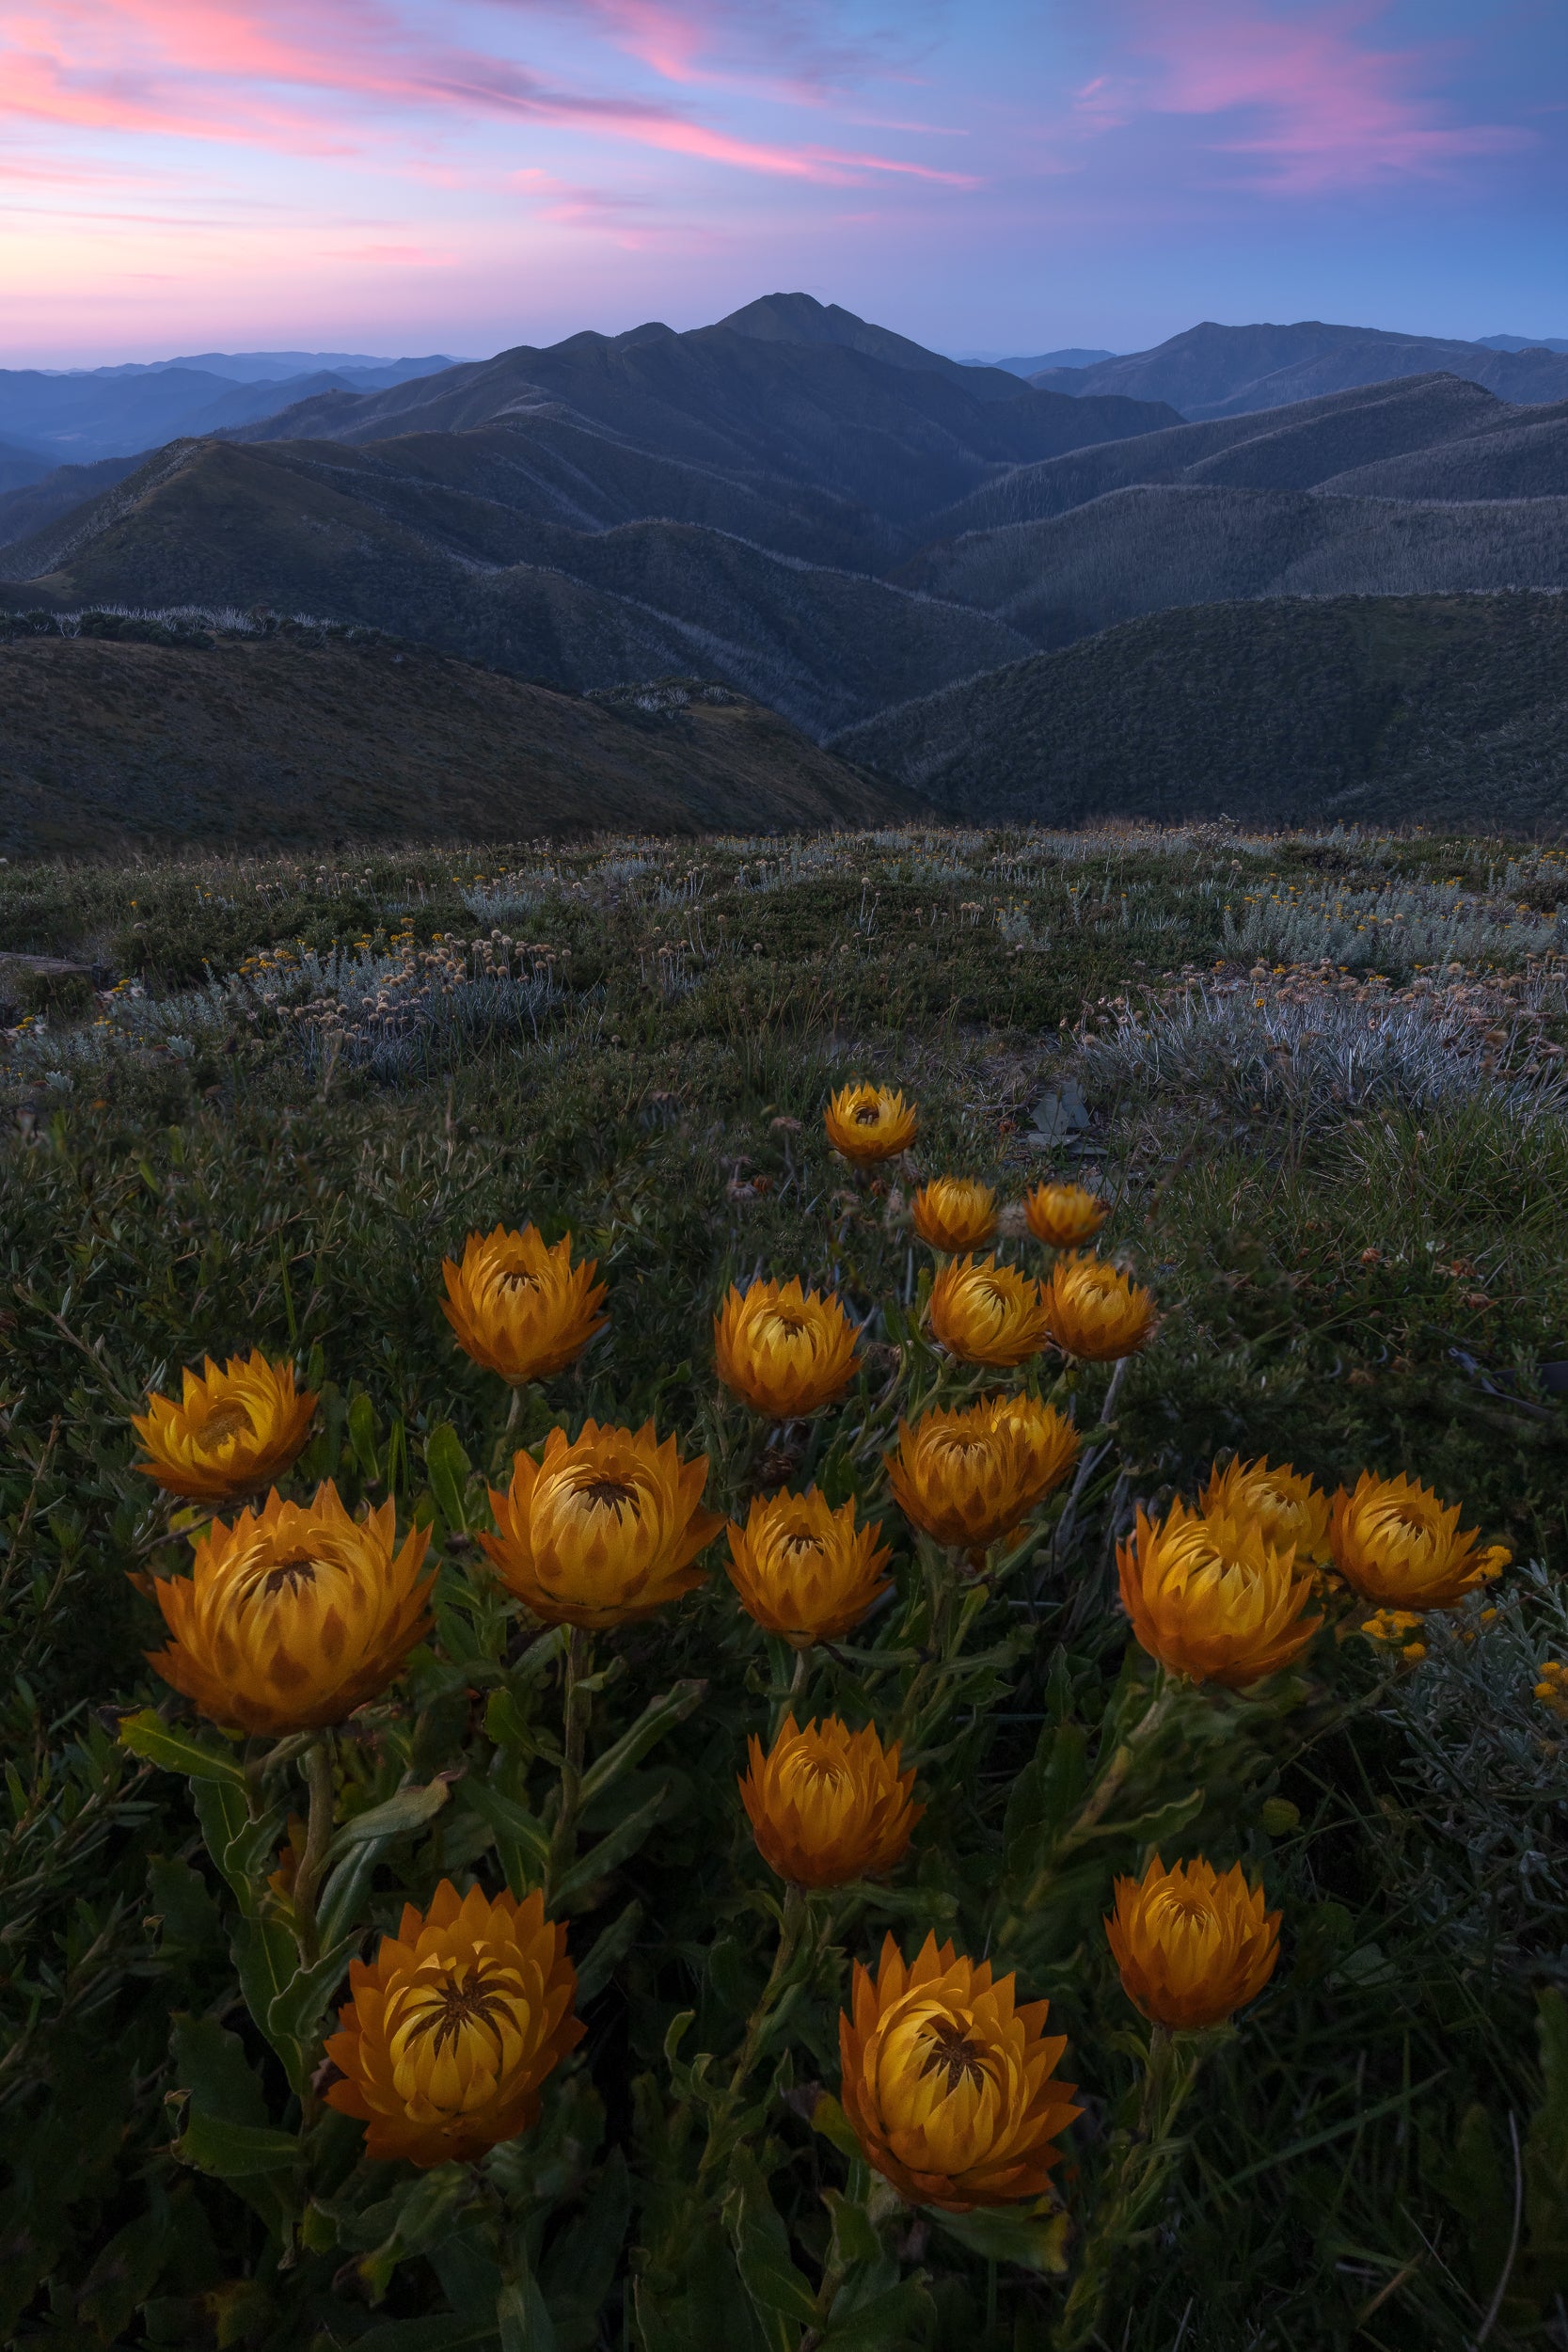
<box><xmin>261</xmin><ymin>1551</ymin><xmax>321</xmax><ymax>1596</ymax></box>
<box><xmin>919</xmin><ymin>2018</ymin><xmax>989</xmax><ymax>2095</ymax></box>
<box><xmin>196</xmin><ymin>1400</ymin><xmax>255</xmax><ymax>1450</ymax></box>
<box><xmin>403</xmin><ymin>1960</ymin><xmax>521</xmax><ymax>2060</ymax></box>
<box><xmin>495</xmin><ymin>1268</ymin><xmax>540</xmax><ymax>1294</ymax></box>
<box><xmin>783</xmin><ymin>1531</ymin><xmax>826</xmax><ymax>1557</ymax></box>
<box><xmin>852</xmin><ymin>1104</ymin><xmax>881</xmax><ymax>1125</ymax></box>
<box><xmin>578</xmin><ymin>1475</ymin><xmax>639</xmax><ymax>1515</ymax></box>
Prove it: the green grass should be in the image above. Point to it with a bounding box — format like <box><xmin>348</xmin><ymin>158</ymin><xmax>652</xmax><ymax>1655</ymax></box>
<box><xmin>2</xmin><ymin>821</ymin><xmax>1566</xmax><ymax>2351</ymax></box>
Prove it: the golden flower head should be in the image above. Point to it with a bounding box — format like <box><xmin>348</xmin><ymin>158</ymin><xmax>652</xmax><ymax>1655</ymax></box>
<box><xmin>928</xmin><ymin>1255</ymin><xmax>1052</xmax><ymax>1368</ymax></box>
<box><xmin>325</xmin><ymin>1880</ymin><xmax>583</xmax><ymax>2167</ymax></box>
<box><xmin>441</xmin><ymin>1223</ymin><xmax>607</xmax><ymax>1385</ymax></box>
<box><xmin>839</xmin><ymin>1931</ymin><xmax>1080</xmax><ymax>2212</ymax></box>
<box><xmin>1024</xmin><ymin>1181</ymin><xmax>1110</xmax><ymax>1250</ymax></box>
<box><xmin>146</xmin><ymin>1483</ymin><xmax>433</xmax><ymax>1736</ymax></box>
<box><xmin>885</xmin><ymin>1392</ymin><xmax>1078</xmax><ymax>1552</ymax></box>
<box><xmin>1199</xmin><ymin>1455</ymin><xmax>1332</xmax><ymax>1567</ymax></box>
<box><xmin>1329</xmin><ymin>1470</ymin><xmax>1509</xmax><ymax>1611</ymax></box>
<box><xmin>714</xmin><ymin>1276</ymin><xmax>860</xmax><ymax>1417</ymax></box>
<box><xmin>725</xmin><ymin>1487</ymin><xmax>893</xmax><ymax>1646</ymax></box>
<box><xmin>911</xmin><ymin>1179</ymin><xmax>998</xmax><ymax>1255</ymax></box>
<box><xmin>1117</xmin><ymin>1498</ymin><xmax>1321</xmax><ymax>1689</ymax></box>
<box><xmin>132</xmin><ymin>1350</ymin><xmax>316</xmax><ymax>1504</ymax></box>
<box><xmin>825</xmin><ymin>1083</ymin><xmax>918</xmax><ymax>1165</ymax></box>
<box><xmin>1043</xmin><ymin>1252</ymin><xmax>1158</xmax><ymax>1362</ymax></box>
<box><xmin>741</xmin><ymin>1714</ymin><xmax>921</xmax><ymax>1888</ymax></box>
<box><xmin>1535</xmin><ymin>1661</ymin><xmax>1568</xmax><ymax>1723</ymax></box>
<box><xmin>480</xmin><ymin>1418</ymin><xmax>721</xmax><ymax>1629</ymax></box>
<box><xmin>1106</xmin><ymin>1854</ymin><xmax>1280</xmax><ymax>2030</ymax></box>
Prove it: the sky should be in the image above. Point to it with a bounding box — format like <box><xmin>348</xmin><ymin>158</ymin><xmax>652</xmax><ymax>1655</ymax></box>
<box><xmin>2</xmin><ymin>0</ymin><xmax>1564</xmax><ymax>367</ymax></box>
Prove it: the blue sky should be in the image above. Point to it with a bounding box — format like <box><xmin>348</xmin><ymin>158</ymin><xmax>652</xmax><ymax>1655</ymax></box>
<box><xmin>2</xmin><ymin>0</ymin><xmax>1563</xmax><ymax>364</ymax></box>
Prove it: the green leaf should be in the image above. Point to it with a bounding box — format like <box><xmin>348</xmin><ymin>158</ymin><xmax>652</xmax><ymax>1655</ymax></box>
<box><xmin>193</xmin><ymin>1776</ymin><xmax>280</xmax><ymax>1919</ymax></box>
<box><xmin>1002</xmin><ymin>1721</ymin><xmax>1085</xmax><ymax>1887</ymax></box>
<box><xmin>933</xmin><ymin>2201</ymin><xmax>1070</xmax><ymax>2275</ymax></box>
<box><xmin>722</xmin><ymin>2149</ymin><xmax>817</xmax><ymax>2346</ymax></box>
<box><xmin>552</xmin><ymin>1780</ymin><xmax>669</xmax><ymax>1913</ymax></box>
<box><xmin>807</xmin><ymin>2091</ymin><xmax>863</xmax><ymax>2164</ymax></box>
<box><xmin>578</xmin><ymin>1679</ymin><xmax>706</xmax><ymax>1812</ymax></box>
<box><xmin>426</xmin><ymin>1421</ymin><xmax>473</xmax><ymax>1533</ymax></box>
<box><xmin>175</xmin><ymin>2110</ymin><xmax>303</xmax><ymax>2181</ymax></box>
<box><xmin>118</xmin><ymin>1708</ymin><xmax>245</xmax><ymax>1786</ymax></box>
<box><xmin>230</xmin><ymin>1918</ymin><xmax>356</xmax><ymax>2095</ymax></box>
<box><xmin>169</xmin><ymin>2012</ymin><xmax>269</xmax><ymax>2129</ymax></box>
<box><xmin>819</xmin><ymin>2278</ymin><xmax>934</xmax><ymax>2348</ymax></box>
<box><xmin>458</xmin><ymin>1777</ymin><xmax>551</xmax><ymax>1898</ymax></box>
<box><xmin>497</xmin><ymin>2270</ymin><xmax>557</xmax><ymax>2352</ymax></box>
<box><xmin>540</xmin><ymin>2149</ymin><xmax>630</xmax><ymax>2349</ymax></box>
<box><xmin>574</xmin><ymin>1899</ymin><xmax>642</xmax><ymax>2005</ymax></box>
<box><xmin>347</xmin><ymin>1391</ymin><xmax>382</xmax><ymax>1482</ymax></box>
<box><xmin>1073</xmin><ymin>1785</ymin><xmax>1206</xmax><ymax>1849</ymax></box>
<box><xmin>324</xmin><ymin>1776</ymin><xmax>453</xmax><ymax>1866</ymax></box>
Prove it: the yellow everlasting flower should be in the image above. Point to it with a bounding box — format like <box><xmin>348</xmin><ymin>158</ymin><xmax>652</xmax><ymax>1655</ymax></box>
<box><xmin>885</xmin><ymin>1393</ymin><xmax>1078</xmax><ymax>1551</ymax></box>
<box><xmin>839</xmin><ymin>1931</ymin><xmax>1080</xmax><ymax>2212</ymax></box>
<box><xmin>480</xmin><ymin>1419</ymin><xmax>721</xmax><ymax>1629</ymax></box>
<box><xmin>324</xmin><ymin>1880</ymin><xmax>582</xmax><ymax>2167</ymax></box>
<box><xmin>1105</xmin><ymin>1855</ymin><xmax>1280</xmax><ymax>2029</ymax></box>
<box><xmin>1023</xmin><ymin>1181</ymin><xmax>1109</xmax><ymax>1250</ymax></box>
<box><xmin>911</xmin><ymin>1179</ymin><xmax>998</xmax><ymax>1254</ymax></box>
<box><xmin>725</xmin><ymin>1488</ymin><xmax>893</xmax><ymax>1646</ymax></box>
<box><xmin>145</xmin><ymin>1484</ymin><xmax>433</xmax><ymax>1736</ymax></box>
<box><xmin>1329</xmin><ymin>1471</ymin><xmax>1509</xmax><ymax>1611</ymax></box>
<box><xmin>1117</xmin><ymin>1499</ymin><xmax>1320</xmax><ymax>1688</ymax></box>
<box><xmin>928</xmin><ymin>1255</ymin><xmax>1052</xmax><ymax>1368</ymax></box>
<box><xmin>714</xmin><ymin>1276</ymin><xmax>860</xmax><ymax>1417</ymax></box>
<box><xmin>741</xmin><ymin>1714</ymin><xmax>921</xmax><ymax>1887</ymax></box>
<box><xmin>1199</xmin><ymin>1455</ymin><xmax>1332</xmax><ymax>1567</ymax></box>
<box><xmin>824</xmin><ymin>1083</ymin><xmax>918</xmax><ymax>1164</ymax></box>
<box><xmin>1535</xmin><ymin>1661</ymin><xmax>1568</xmax><ymax>1723</ymax></box>
<box><xmin>1043</xmin><ymin>1252</ymin><xmax>1158</xmax><ymax>1361</ymax></box>
<box><xmin>441</xmin><ymin>1224</ymin><xmax>607</xmax><ymax>1385</ymax></box>
<box><xmin>132</xmin><ymin>1350</ymin><xmax>317</xmax><ymax>1504</ymax></box>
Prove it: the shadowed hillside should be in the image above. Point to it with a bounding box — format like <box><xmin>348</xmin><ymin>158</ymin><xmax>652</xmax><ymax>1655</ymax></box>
<box><xmin>0</xmin><ymin>623</ymin><xmax>918</xmax><ymax>856</ymax></box>
<box><xmin>1</xmin><ymin>438</ymin><xmax>1030</xmax><ymax>738</ymax></box>
<box><xmin>895</xmin><ymin>484</ymin><xmax>1568</xmax><ymax>647</ymax></box>
<box><xmin>832</xmin><ymin>592</ymin><xmax>1568</xmax><ymax>830</ymax></box>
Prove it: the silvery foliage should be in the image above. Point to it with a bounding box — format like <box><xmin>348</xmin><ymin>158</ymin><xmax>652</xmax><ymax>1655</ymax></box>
<box><xmin>1079</xmin><ymin>973</ymin><xmax>1568</xmax><ymax>1128</ymax></box>
<box><xmin>1222</xmin><ymin>879</ymin><xmax>1562</xmax><ymax>970</ymax></box>
<box><xmin>1376</xmin><ymin>1568</ymin><xmax>1568</xmax><ymax>1984</ymax></box>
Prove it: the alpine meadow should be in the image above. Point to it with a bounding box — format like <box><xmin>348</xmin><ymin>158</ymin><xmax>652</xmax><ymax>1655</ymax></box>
<box><xmin>6</xmin><ymin>0</ymin><xmax>1568</xmax><ymax>2339</ymax></box>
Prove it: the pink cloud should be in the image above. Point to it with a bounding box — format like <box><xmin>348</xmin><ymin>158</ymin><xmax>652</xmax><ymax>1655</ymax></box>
<box><xmin>0</xmin><ymin>0</ymin><xmax>951</xmax><ymax>186</ymax></box>
<box><xmin>1085</xmin><ymin>0</ymin><xmax>1529</xmax><ymax>190</ymax></box>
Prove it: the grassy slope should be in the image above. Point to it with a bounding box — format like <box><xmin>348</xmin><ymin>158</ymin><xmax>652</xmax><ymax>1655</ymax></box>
<box><xmin>0</xmin><ymin>630</ymin><xmax>916</xmax><ymax>855</ymax></box>
<box><xmin>832</xmin><ymin>591</ymin><xmax>1568</xmax><ymax>827</ymax></box>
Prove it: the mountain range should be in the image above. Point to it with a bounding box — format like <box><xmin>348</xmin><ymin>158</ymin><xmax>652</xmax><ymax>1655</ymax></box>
<box><xmin>0</xmin><ymin>353</ymin><xmax>454</xmax><ymax>470</ymax></box>
<box><xmin>1031</xmin><ymin>320</ymin><xmax>1568</xmax><ymax>417</ymax></box>
<box><xmin>4</xmin><ymin>294</ymin><xmax>1567</xmax><ymax>832</ymax></box>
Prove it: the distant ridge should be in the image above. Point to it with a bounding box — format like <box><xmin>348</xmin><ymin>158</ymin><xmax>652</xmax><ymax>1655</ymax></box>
<box><xmin>1030</xmin><ymin>321</ymin><xmax>1568</xmax><ymax>418</ymax></box>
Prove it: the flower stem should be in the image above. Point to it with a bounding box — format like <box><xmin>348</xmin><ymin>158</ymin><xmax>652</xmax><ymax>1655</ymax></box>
<box><xmin>697</xmin><ymin>1882</ymin><xmax>809</xmax><ymax>2188</ymax></box>
<box><xmin>548</xmin><ymin>1625</ymin><xmax>594</xmax><ymax>1896</ymax></box>
<box><xmin>288</xmin><ymin>1735</ymin><xmax>337</xmax><ymax>1966</ymax></box>
<box><xmin>1001</xmin><ymin>1679</ymin><xmax>1175</xmax><ymax>1937</ymax></box>
<box><xmin>1053</xmin><ymin>2021</ymin><xmax>1199</xmax><ymax>2352</ymax></box>
<box><xmin>771</xmin><ymin>1645</ymin><xmax>811</xmax><ymax>1738</ymax></box>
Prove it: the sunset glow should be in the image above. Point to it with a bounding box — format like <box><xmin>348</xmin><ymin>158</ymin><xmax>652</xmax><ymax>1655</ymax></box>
<box><xmin>3</xmin><ymin>0</ymin><xmax>1562</xmax><ymax>362</ymax></box>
